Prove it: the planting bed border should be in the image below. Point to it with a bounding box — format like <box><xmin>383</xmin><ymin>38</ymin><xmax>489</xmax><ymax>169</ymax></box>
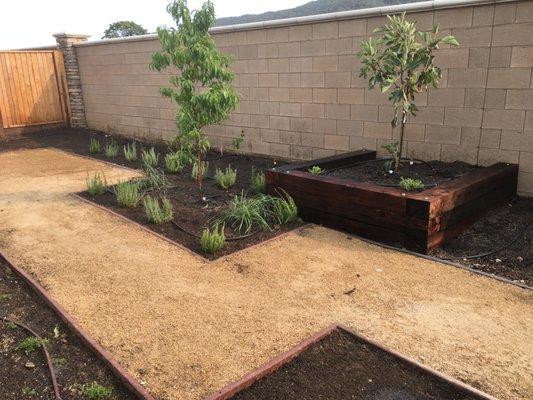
<box><xmin>0</xmin><ymin>251</ymin><xmax>155</xmax><ymax>400</ymax></box>
<box><xmin>266</xmin><ymin>150</ymin><xmax>519</xmax><ymax>254</ymax></box>
<box><xmin>206</xmin><ymin>323</ymin><xmax>496</xmax><ymax>400</ymax></box>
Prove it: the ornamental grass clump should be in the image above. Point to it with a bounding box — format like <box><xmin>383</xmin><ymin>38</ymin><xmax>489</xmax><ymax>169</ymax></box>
<box><xmin>399</xmin><ymin>177</ymin><xmax>425</xmax><ymax>191</ymax></box>
<box><xmin>164</xmin><ymin>152</ymin><xmax>184</xmax><ymax>174</ymax></box>
<box><xmin>123</xmin><ymin>142</ymin><xmax>137</xmax><ymax>162</ymax></box>
<box><xmin>216</xmin><ymin>191</ymin><xmax>272</xmax><ymax>234</ymax></box>
<box><xmin>104</xmin><ymin>139</ymin><xmax>118</xmax><ymax>158</ymax></box>
<box><xmin>115</xmin><ymin>181</ymin><xmax>140</xmax><ymax>208</ymax></box>
<box><xmin>214</xmin><ymin>165</ymin><xmax>237</xmax><ymax>190</ymax></box>
<box><xmin>191</xmin><ymin>160</ymin><xmax>209</xmax><ymax>181</ymax></box>
<box><xmin>150</xmin><ymin>0</ymin><xmax>239</xmax><ymax>189</ymax></box>
<box><xmin>86</xmin><ymin>172</ymin><xmax>107</xmax><ymax>196</ymax></box>
<box><xmin>89</xmin><ymin>138</ymin><xmax>101</xmax><ymax>154</ymax></box>
<box><xmin>141</xmin><ymin>147</ymin><xmax>159</xmax><ymax>167</ymax></box>
<box><xmin>142</xmin><ymin>163</ymin><xmax>170</xmax><ymax>191</ymax></box>
<box><xmin>250</xmin><ymin>167</ymin><xmax>266</xmax><ymax>193</ymax></box>
<box><xmin>270</xmin><ymin>190</ymin><xmax>298</xmax><ymax>225</ymax></box>
<box><xmin>358</xmin><ymin>12</ymin><xmax>458</xmax><ymax>171</ymax></box>
<box><xmin>200</xmin><ymin>225</ymin><xmax>225</xmax><ymax>254</ymax></box>
<box><xmin>142</xmin><ymin>195</ymin><xmax>173</xmax><ymax>224</ymax></box>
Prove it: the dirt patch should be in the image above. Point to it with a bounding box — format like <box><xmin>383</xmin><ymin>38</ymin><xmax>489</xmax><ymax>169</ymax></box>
<box><xmin>232</xmin><ymin>329</ymin><xmax>484</xmax><ymax>400</ymax></box>
<box><xmin>1</xmin><ymin>131</ymin><xmax>532</xmax><ymax>400</ymax></box>
<box><xmin>433</xmin><ymin>197</ymin><xmax>532</xmax><ymax>286</ymax></box>
<box><xmin>326</xmin><ymin>159</ymin><xmax>479</xmax><ymax>188</ymax></box>
<box><xmin>0</xmin><ymin>259</ymin><xmax>133</xmax><ymax>400</ymax></box>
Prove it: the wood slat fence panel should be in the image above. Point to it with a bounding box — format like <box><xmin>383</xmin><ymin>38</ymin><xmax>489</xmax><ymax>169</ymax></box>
<box><xmin>0</xmin><ymin>50</ymin><xmax>70</xmax><ymax>130</ymax></box>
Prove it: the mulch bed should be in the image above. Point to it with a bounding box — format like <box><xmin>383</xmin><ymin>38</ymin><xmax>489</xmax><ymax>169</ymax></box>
<box><xmin>433</xmin><ymin>197</ymin><xmax>532</xmax><ymax>286</ymax></box>
<box><xmin>0</xmin><ymin>259</ymin><xmax>133</xmax><ymax>400</ymax></box>
<box><xmin>230</xmin><ymin>329</ymin><xmax>483</xmax><ymax>400</ymax></box>
<box><xmin>325</xmin><ymin>158</ymin><xmax>479</xmax><ymax>188</ymax></box>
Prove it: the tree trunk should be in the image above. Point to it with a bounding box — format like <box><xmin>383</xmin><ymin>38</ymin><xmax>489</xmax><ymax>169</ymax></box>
<box><xmin>197</xmin><ymin>150</ymin><xmax>203</xmax><ymax>191</ymax></box>
<box><xmin>396</xmin><ymin>110</ymin><xmax>407</xmax><ymax>172</ymax></box>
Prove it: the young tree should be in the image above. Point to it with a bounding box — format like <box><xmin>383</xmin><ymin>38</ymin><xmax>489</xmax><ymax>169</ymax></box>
<box><xmin>102</xmin><ymin>21</ymin><xmax>148</xmax><ymax>39</ymax></box>
<box><xmin>150</xmin><ymin>0</ymin><xmax>239</xmax><ymax>190</ymax></box>
<box><xmin>358</xmin><ymin>13</ymin><xmax>459</xmax><ymax>171</ymax></box>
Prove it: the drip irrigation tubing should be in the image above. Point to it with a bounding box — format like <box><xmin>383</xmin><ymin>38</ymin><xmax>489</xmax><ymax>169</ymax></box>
<box><xmin>326</xmin><ymin>157</ymin><xmax>436</xmax><ymax>173</ymax></box>
<box><xmin>1</xmin><ymin>317</ymin><xmax>62</xmax><ymax>400</ymax></box>
<box><xmin>171</xmin><ymin>220</ymin><xmax>257</xmax><ymax>241</ymax></box>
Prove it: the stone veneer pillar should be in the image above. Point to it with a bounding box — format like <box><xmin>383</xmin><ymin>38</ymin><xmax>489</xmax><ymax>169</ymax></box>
<box><xmin>53</xmin><ymin>33</ymin><xmax>90</xmax><ymax>128</ymax></box>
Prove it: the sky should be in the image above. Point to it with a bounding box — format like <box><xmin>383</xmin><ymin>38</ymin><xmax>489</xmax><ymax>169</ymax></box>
<box><xmin>0</xmin><ymin>0</ymin><xmax>310</xmax><ymax>49</ymax></box>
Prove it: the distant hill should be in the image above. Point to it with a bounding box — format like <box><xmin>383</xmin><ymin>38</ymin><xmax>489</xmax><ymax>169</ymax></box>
<box><xmin>215</xmin><ymin>0</ymin><xmax>423</xmax><ymax>26</ymax></box>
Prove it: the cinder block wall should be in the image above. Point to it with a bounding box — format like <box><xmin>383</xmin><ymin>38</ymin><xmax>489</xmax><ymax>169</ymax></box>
<box><xmin>75</xmin><ymin>0</ymin><xmax>533</xmax><ymax>195</ymax></box>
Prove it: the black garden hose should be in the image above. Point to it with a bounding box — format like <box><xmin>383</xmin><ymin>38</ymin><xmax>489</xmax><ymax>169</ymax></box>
<box><xmin>1</xmin><ymin>317</ymin><xmax>62</xmax><ymax>400</ymax></box>
<box><xmin>171</xmin><ymin>219</ymin><xmax>257</xmax><ymax>241</ymax></box>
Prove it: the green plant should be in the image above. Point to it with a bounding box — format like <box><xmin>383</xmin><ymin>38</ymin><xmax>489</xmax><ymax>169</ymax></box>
<box><xmin>22</xmin><ymin>387</ymin><xmax>38</xmax><ymax>397</ymax></box>
<box><xmin>214</xmin><ymin>165</ymin><xmax>237</xmax><ymax>190</ymax></box>
<box><xmin>89</xmin><ymin>138</ymin><xmax>101</xmax><ymax>154</ymax></box>
<box><xmin>142</xmin><ymin>164</ymin><xmax>170</xmax><ymax>191</ymax></box>
<box><xmin>80</xmin><ymin>382</ymin><xmax>112</xmax><ymax>400</ymax></box>
<box><xmin>103</xmin><ymin>139</ymin><xmax>118</xmax><ymax>158</ymax></box>
<box><xmin>270</xmin><ymin>190</ymin><xmax>298</xmax><ymax>225</ymax></box>
<box><xmin>358</xmin><ymin>13</ymin><xmax>458</xmax><ymax>171</ymax></box>
<box><xmin>17</xmin><ymin>336</ymin><xmax>48</xmax><ymax>355</ymax></box>
<box><xmin>382</xmin><ymin>142</ymin><xmax>400</xmax><ymax>171</ymax></box>
<box><xmin>200</xmin><ymin>225</ymin><xmax>226</xmax><ymax>254</ymax></box>
<box><xmin>232</xmin><ymin>131</ymin><xmax>245</xmax><ymax>150</ymax></box>
<box><xmin>115</xmin><ymin>181</ymin><xmax>140</xmax><ymax>208</ymax></box>
<box><xmin>399</xmin><ymin>177</ymin><xmax>425</xmax><ymax>191</ymax></box>
<box><xmin>0</xmin><ymin>293</ymin><xmax>12</xmax><ymax>301</ymax></box>
<box><xmin>53</xmin><ymin>357</ymin><xmax>67</xmax><ymax>367</ymax></box>
<box><xmin>308</xmin><ymin>165</ymin><xmax>324</xmax><ymax>175</ymax></box>
<box><xmin>216</xmin><ymin>192</ymin><xmax>272</xmax><ymax>234</ymax></box>
<box><xmin>4</xmin><ymin>321</ymin><xmax>17</xmax><ymax>330</ymax></box>
<box><xmin>150</xmin><ymin>0</ymin><xmax>239</xmax><ymax>189</ymax></box>
<box><xmin>164</xmin><ymin>152</ymin><xmax>184</xmax><ymax>174</ymax></box>
<box><xmin>123</xmin><ymin>142</ymin><xmax>138</xmax><ymax>162</ymax></box>
<box><xmin>86</xmin><ymin>172</ymin><xmax>107</xmax><ymax>196</ymax></box>
<box><xmin>141</xmin><ymin>147</ymin><xmax>159</xmax><ymax>167</ymax></box>
<box><xmin>142</xmin><ymin>195</ymin><xmax>173</xmax><ymax>224</ymax></box>
<box><xmin>250</xmin><ymin>167</ymin><xmax>266</xmax><ymax>193</ymax></box>
<box><xmin>191</xmin><ymin>160</ymin><xmax>209</xmax><ymax>181</ymax></box>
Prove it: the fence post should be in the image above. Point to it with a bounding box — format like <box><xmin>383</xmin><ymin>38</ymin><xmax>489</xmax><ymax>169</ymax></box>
<box><xmin>53</xmin><ymin>33</ymin><xmax>90</xmax><ymax>128</ymax></box>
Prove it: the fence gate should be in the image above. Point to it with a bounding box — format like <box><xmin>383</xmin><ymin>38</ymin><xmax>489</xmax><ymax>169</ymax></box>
<box><xmin>0</xmin><ymin>50</ymin><xmax>70</xmax><ymax>137</ymax></box>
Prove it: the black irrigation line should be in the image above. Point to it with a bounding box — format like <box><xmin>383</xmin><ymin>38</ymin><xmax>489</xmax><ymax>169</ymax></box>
<box><xmin>325</xmin><ymin>157</ymin><xmax>437</xmax><ymax>174</ymax></box>
<box><xmin>171</xmin><ymin>219</ymin><xmax>257</xmax><ymax>241</ymax></box>
<box><xmin>1</xmin><ymin>316</ymin><xmax>62</xmax><ymax>400</ymax></box>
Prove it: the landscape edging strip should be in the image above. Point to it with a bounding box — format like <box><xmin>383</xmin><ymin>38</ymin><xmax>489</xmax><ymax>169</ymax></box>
<box><xmin>0</xmin><ymin>251</ymin><xmax>156</xmax><ymax>400</ymax></box>
<box><xmin>206</xmin><ymin>323</ymin><xmax>497</xmax><ymax>400</ymax></box>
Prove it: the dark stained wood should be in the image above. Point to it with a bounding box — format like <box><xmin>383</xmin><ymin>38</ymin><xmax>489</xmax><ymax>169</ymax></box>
<box><xmin>267</xmin><ymin>151</ymin><xmax>519</xmax><ymax>254</ymax></box>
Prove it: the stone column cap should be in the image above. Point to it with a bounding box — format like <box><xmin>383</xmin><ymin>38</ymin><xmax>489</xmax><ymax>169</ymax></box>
<box><xmin>53</xmin><ymin>33</ymin><xmax>91</xmax><ymax>39</ymax></box>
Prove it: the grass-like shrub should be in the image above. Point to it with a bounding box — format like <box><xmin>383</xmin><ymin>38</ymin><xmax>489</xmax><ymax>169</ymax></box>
<box><xmin>141</xmin><ymin>147</ymin><xmax>159</xmax><ymax>167</ymax></box>
<box><xmin>250</xmin><ymin>167</ymin><xmax>266</xmax><ymax>193</ymax></box>
<box><xmin>104</xmin><ymin>139</ymin><xmax>118</xmax><ymax>158</ymax></box>
<box><xmin>214</xmin><ymin>165</ymin><xmax>237</xmax><ymax>190</ymax></box>
<box><xmin>123</xmin><ymin>142</ymin><xmax>137</xmax><ymax>162</ymax></box>
<box><xmin>200</xmin><ymin>225</ymin><xmax>226</xmax><ymax>254</ymax></box>
<box><xmin>142</xmin><ymin>195</ymin><xmax>173</xmax><ymax>224</ymax></box>
<box><xmin>115</xmin><ymin>181</ymin><xmax>140</xmax><ymax>208</ymax></box>
<box><xmin>86</xmin><ymin>172</ymin><xmax>107</xmax><ymax>196</ymax></box>
<box><xmin>216</xmin><ymin>192</ymin><xmax>272</xmax><ymax>234</ymax></box>
<box><xmin>270</xmin><ymin>190</ymin><xmax>298</xmax><ymax>225</ymax></box>
<box><xmin>164</xmin><ymin>152</ymin><xmax>184</xmax><ymax>174</ymax></box>
<box><xmin>89</xmin><ymin>138</ymin><xmax>101</xmax><ymax>154</ymax></box>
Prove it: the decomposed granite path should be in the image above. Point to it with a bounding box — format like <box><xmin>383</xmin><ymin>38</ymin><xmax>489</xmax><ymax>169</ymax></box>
<box><xmin>0</xmin><ymin>146</ymin><xmax>531</xmax><ymax>400</ymax></box>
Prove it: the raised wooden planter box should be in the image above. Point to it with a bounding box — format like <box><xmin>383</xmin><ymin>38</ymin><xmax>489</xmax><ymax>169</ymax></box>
<box><xmin>266</xmin><ymin>150</ymin><xmax>518</xmax><ymax>254</ymax></box>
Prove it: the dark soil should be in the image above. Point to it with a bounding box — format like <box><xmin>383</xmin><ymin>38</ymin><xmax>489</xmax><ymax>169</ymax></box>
<box><xmin>0</xmin><ymin>259</ymin><xmax>134</xmax><ymax>400</ymax></box>
<box><xmin>433</xmin><ymin>197</ymin><xmax>532</xmax><ymax>286</ymax></box>
<box><xmin>232</xmin><ymin>329</ymin><xmax>485</xmax><ymax>400</ymax></box>
<box><xmin>1</xmin><ymin>128</ymin><xmax>302</xmax><ymax>260</ymax></box>
<box><xmin>325</xmin><ymin>159</ymin><xmax>479</xmax><ymax>189</ymax></box>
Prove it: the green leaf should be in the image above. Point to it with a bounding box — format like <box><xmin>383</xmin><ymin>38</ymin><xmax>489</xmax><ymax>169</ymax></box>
<box><xmin>441</xmin><ymin>35</ymin><xmax>459</xmax><ymax>46</ymax></box>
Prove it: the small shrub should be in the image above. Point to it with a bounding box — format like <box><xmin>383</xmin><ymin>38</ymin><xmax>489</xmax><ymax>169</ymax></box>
<box><xmin>141</xmin><ymin>147</ymin><xmax>159</xmax><ymax>167</ymax></box>
<box><xmin>142</xmin><ymin>195</ymin><xmax>173</xmax><ymax>224</ymax></box>
<box><xmin>308</xmin><ymin>165</ymin><xmax>324</xmax><ymax>175</ymax></box>
<box><xmin>115</xmin><ymin>181</ymin><xmax>140</xmax><ymax>208</ymax></box>
<box><xmin>191</xmin><ymin>160</ymin><xmax>209</xmax><ymax>181</ymax></box>
<box><xmin>232</xmin><ymin>131</ymin><xmax>245</xmax><ymax>150</ymax></box>
<box><xmin>0</xmin><ymin>293</ymin><xmax>12</xmax><ymax>301</ymax></box>
<box><xmin>164</xmin><ymin>152</ymin><xmax>184</xmax><ymax>174</ymax></box>
<box><xmin>270</xmin><ymin>190</ymin><xmax>298</xmax><ymax>225</ymax></box>
<box><xmin>382</xmin><ymin>142</ymin><xmax>400</xmax><ymax>171</ymax></box>
<box><xmin>104</xmin><ymin>139</ymin><xmax>118</xmax><ymax>158</ymax></box>
<box><xmin>89</xmin><ymin>138</ymin><xmax>101</xmax><ymax>154</ymax></box>
<box><xmin>214</xmin><ymin>165</ymin><xmax>237</xmax><ymax>190</ymax></box>
<box><xmin>22</xmin><ymin>387</ymin><xmax>38</xmax><ymax>397</ymax></box>
<box><xmin>86</xmin><ymin>173</ymin><xmax>107</xmax><ymax>196</ymax></box>
<box><xmin>80</xmin><ymin>382</ymin><xmax>112</xmax><ymax>400</ymax></box>
<box><xmin>217</xmin><ymin>192</ymin><xmax>272</xmax><ymax>234</ymax></box>
<box><xmin>142</xmin><ymin>164</ymin><xmax>170</xmax><ymax>191</ymax></box>
<box><xmin>250</xmin><ymin>167</ymin><xmax>266</xmax><ymax>193</ymax></box>
<box><xmin>53</xmin><ymin>357</ymin><xmax>67</xmax><ymax>367</ymax></box>
<box><xmin>200</xmin><ymin>225</ymin><xmax>226</xmax><ymax>254</ymax></box>
<box><xmin>4</xmin><ymin>321</ymin><xmax>17</xmax><ymax>330</ymax></box>
<box><xmin>123</xmin><ymin>142</ymin><xmax>137</xmax><ymax>162</ymax></box>
<box><xmin>399</xmin><ymin>177</ymin><xmax>424</xmax><ymax>191</ymax></box>
<box><xmin>17</xmin><ymin>336</ymin><xmax>48</xmax><ymax>355</ymax></box>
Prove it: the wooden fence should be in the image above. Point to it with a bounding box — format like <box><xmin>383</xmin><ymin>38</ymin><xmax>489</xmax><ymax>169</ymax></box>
<box><xmin>0</xmin><ymin>50</ymin><xmax>70</xmax><ymax>137</ymax></box>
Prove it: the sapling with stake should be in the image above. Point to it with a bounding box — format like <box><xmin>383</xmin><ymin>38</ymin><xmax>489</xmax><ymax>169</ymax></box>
<box><xmin>358</xmin><ymin>12</ymin><xmax>458</xmax><ymax>171</ymax></box>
